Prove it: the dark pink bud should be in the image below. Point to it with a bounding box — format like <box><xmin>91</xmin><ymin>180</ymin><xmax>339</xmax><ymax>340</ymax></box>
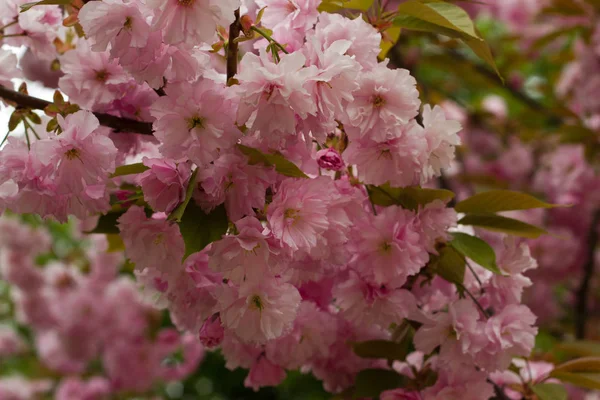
<box><xmin>199</xmin><ymin>315</ymin><xmax>224</xmax><ymax>348</ymax></box>
<box><xmin>316</xmin><ymin>148</ymin><xmax>345</xmax><ymax>171</ymax></box>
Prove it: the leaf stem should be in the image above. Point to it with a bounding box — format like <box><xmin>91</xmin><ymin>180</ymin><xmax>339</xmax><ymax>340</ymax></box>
<box><xmin>250</xmin><ymin>26</ymin><xmax>289</xmax><ymax>55</ymax></box>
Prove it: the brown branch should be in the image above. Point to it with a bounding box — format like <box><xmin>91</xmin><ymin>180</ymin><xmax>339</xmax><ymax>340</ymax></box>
<box><xmin>575</xmin><ymin>209</ymin><xmax>600</xmax><ymax>339</ymax></box>
<box><xmin>226</xmin><ymin>8</ymin><xmax>241</xmax><ymax>82</ymax></box>
<box><xmin>0</xmin><ymin>85</ymin><xmax>154</xmax><ymax>135</ymax></box>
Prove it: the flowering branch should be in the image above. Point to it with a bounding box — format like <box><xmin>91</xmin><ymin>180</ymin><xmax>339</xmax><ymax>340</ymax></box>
<box><xmin>575</xmin><ymin>209</ymin><xmax>600</xmax><ymax>339</ymax></box>
<box><xmin>0</xmin><ymin>85</ymin><xmax>154</xmax><ymax>135</ymax></box>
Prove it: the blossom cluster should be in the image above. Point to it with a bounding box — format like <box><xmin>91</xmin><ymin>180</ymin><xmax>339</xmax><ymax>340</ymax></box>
<box><xmin>0</xmin><ymin>0</ymin><xmax>546</xmax><ymax>398</ymax></box>
<box><xmin>0</xmin><ymin>216</ymin><xmax>204</xmax><ymax>399</ymax></box>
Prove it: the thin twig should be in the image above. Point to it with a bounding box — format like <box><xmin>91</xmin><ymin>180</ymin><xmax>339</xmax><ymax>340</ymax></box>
<box><xmin>0</xmin><ymin>85</ymin><xmax>154</xmax><ymax>135</ymax></box>
<box><xmin>575</xmin><ymin>209</ymin><xmax>600</xmax><ymax>339</ymax></box>
<box><xmin>227</xmin><ymin>8</ymin><xmax>241</xmax><ymax>82</ymax></box>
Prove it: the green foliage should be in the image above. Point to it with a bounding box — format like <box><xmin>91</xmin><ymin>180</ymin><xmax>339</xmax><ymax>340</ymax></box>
<box><xmin>317</xmin><ymin>0</ymin><xmax>374</xmax><ymax>12</ymax></box>
<box><xmin>352</xmin><ymin>338</ymin><xmax>412</xmax><ymax>363</ymax></box>
<box><xmin>169</xmin><ymin>168</ymin><xmax>199</xmax><ymax>223</ymax></box>
<box><xmin>449</xmin><ymin>232</ymin><xmax>501</xmax><ymax>274</ymax></box>
<box><xmin>428</xmin><ymin>245</ymin><xmax>466</xmax><ymax>286</ymax></box>
<box><xmin>178</xmin><ymin>202</ymin><xmax>228</xmax><ymax>262</ymax></box>
<box><xmin>238</xmin><ymin>144</ymin><xmax>309</xmax><ymax>178</ymax></box>
<box><xmin>20</xmin><ymin>0</ymin><xmax>71</xmax><ymax>12</ymax></box>
<box><xmin>351</xmin><ymin>368</ymin><xmax>407</xmax><ymax>399</ymax></box>
<box><xmin>531</xmin><ymin>383</ymin><xmax>568</xmax><ymax>400</ymax></box>
<box><xmin>111</xmin><ymin>163</ymin><xmax>150</xmax><ymax>178</ymax></box>
<box><xmin>555</xmin><ymin>341</ymin><xmax>600</xmax><ymax>357</ymax></box>
<box><xmin>367</xmin><ymin>184</ymin><xmax>454</xmax><ymax>211</ymax></box>
<box><xmin>393</xmin><ymin>0</ymin><xmax>500</xmax><ymax>77</ymax></box>
<box><xmin>458</xmin><ymin>214</ymin><xmax>548</xmax><ymax>238</ymax></box>
<box><xmin>454</xmin><ymin>190</ymin><xmax>566</xmax><ymax>213</ymax></box>
<box><xmin>550</xmin><ymin>371</ymin><xmax>600</xmax><ymax>391</ymax></box>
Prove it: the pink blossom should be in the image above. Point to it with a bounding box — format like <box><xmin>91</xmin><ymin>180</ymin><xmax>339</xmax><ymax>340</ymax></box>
<box><xmin>55</xmin><ymin>377</ymin><xmax>111</xmax><ymax>400</ymax></box>
<box><xmin>199</xmin><ymin>315</ymin><xmax>225</xmax><ymax>348</ymax></box>
<box><xmin>342</xmin><ymin>64</ymin><xmax>420</xmax><ymax>142</ymax></box>
<box><xmin>244</xmin><ymin>356</ymin><xmax>287</xmax><ymax>391</ymax></box>
<box><xmin>58</xmin><ymin>42</ymin><xmax>132</xmax><ymax>110</ymax></box>
<box><xmin>236</xmin><ymin>50</ymin><xmax>318</xmax><ymax>148</ymax></box>
<box><xmin>196</xmin><ymin>150</ymin><xmax>275</xmax><ymax>221</ymax></box>
<box><xmin>150</xmin><ymin>80</ymin><xmax>240</xmax><ymax>166</ymax></box>
<box><xmin>381</xmin><ymin>389</ymin><xmax>423</xmax><ymax>400</ymax></box>
<box><xmin>148</xmin><ymin>0</ymin><xmax>239</xmax><ymax>46</ymax></box>
<box><xmin>217</xmin><ymin>278</ymin><xmax>301</xmax><ymax>344</ymax></box>
<box><xmin>334</xmin><ymin>273</ymin><xmax>417</xmax><ymax>328</ymax></box>
<box><xmin>421</xmin><ymin>104</ymin><xmax>462</xmax><ymax>181</ymax></box>
<box><xmin>313</xmin><ymin>13</ymin><xmax>381</xmax><ymax>70</ymax></box>
<box><xmin>139</xmin><ymin>157</ymin><xmax>191</xmax><ymax>213</ymax></box>
<box><xmin>480</xmin><ymin>305</ymin><xmax>537</xmax><ymax>371</ymax></box>
<box><xmin>0</xmin><ymin>49</ymin><xmax>20</xmax><ymax>90</ymax></box>
<box><xmin>415</xmin><ymin>200</ymin><xmax>457</xmax><ymax>253</ymax></box>
<box><xmin>316</xmin><ymin>148</ymin><xmax>345</xmax><ymax>171</ymax></box>
<box><xmin>256</xmin><ymin>0</ymin><xmax>319</xmax><ymax>32</ymax></box>
<box><xmin>302</xmin><ymin>38</ymin><xmax>360</xmax><ymax>140</ymax></box>
<box><xmin>267</xmin><ymin>177</ymin><xmax>351</xmax><ymax>255</ymax></box>
<box><xmin>0</xmin><ymin>325</ymin><xmax>26</xmax><ymax>357</ymax></box>
<box><xmin>208</xmin><ymin>216</ymin><xmax>272</xmax><ymax>284</ymax></box>
<box><xmin>265</xmin><ymin>301</ymin><xmax>337</xmax><ymax>369</ymax></box>
<box><xmin>79</xmin><ymin>0</ymin><xmax>151</xmax><ymax>59</ymax></box>
<box><xmin>348</xmin><ymin>205</ymin><xmax>428</xmax><ymax>286</ymax></box>
<box><xmin>117</xmin><ymin>205</ymin><xmax>185</xmax><ymax>275</ymax></box>
<box><xmin>156</xmin><ymin>330</ymin><xmax>205</xmax><ymax>381</ymax></box>
<box><xmin>166</xmin><ymin>253</ymin><xmax>221</xmax><ymax>332</ymax></box>
<box><xmin>33</xmin><ymin>111</ymin><xmax>116</xmax><ymax>195</ymax></box>
<box><xmin>343</xmin><ymin>121</ymin><xmax>428</xmax><ymax>187</ymax></box>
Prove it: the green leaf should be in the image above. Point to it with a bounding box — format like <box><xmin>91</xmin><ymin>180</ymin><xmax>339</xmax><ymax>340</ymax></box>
<box><xmin>237</xmin><ymin>144</ymin><xmax>308</xmax><ymax>178</ymax></box>
<box><xmin>169</xmin><ymin>168</ymin><xmax>199</xmax><ymax>223</ymax></box>
<box><xmin>111</xmin><ymin>163</ymin><xmax>150</xmax><ymax>178</ymax></box>
<box><xmin>429</xmin><ymin>245</ymin><xmax>466</xmax><ymax>286</ymax></box>
<box><xmin>531</xmin><ymin>383</ymin><xmax>568</xmax><ymax>400</ymax></box>
<box><xmin>392</xmin><ymin>0</ymin><xmax>501</xmax><ymax>78</ymax></box>
<box><xmin>552</xmin><ymin>357</ymin><xmax>600</xmax><ymax>374</ymax></box>
<box><xmin>86</xmin><ymin>211</ymin><xmax>124</xmax><ymax>234</ymax></box>
<box><xmin>20</xmin><ymin>0</ymin><xmax>71</xmax><ymax>12</ymax></box>
<box><xmin>352</xmin><ymin>369</ymin><xmax>406</xmax><ymax>399</ymax></box>
<box><xmin>178</xmin><ymin>202</ymin><xmax>228</xmax><ymax>262</ymax></box>
<box><xmin>395</xmin><ymin>0</ymin><xmax>479</xmax><ymax>38</ymax></box>
<box><xmin>461</xmin><ymin>33</ymin><xmax>502</xmax><ymax>81</ymax></box>
<box><xmin>8</xmin><ymin>111</ymin><xmax>22</xmax><ymax>132</ymax></box>
<box><xmin>380</xmin><ymin>26</ymin><xmax>402</xmax><ymax>60</ymax></box>
<box><xmin>555</xmin><ymin>341</ymin><xmax>600</xmax><ymax>357</ymax></box>
<box><xmin>550</xmin><ymin>371</ymin><xmax>600</xmax><ymax>391</ymax></box>
<box><xmin>352</xmin><ymin>339</ymin><xmax>411</xmax><ymax>362</ymax></box>
<box><xmin>367</xmin><ymin>184</ymin><xmax>454</xmax><ymax>211</ymax></box>
<box><xmin>458</xmin><ymin>214</ymin><xmax>548</xmax><ymax>239</ymax></box>
<box><xmin>450</xmin><ymin>232</ymin><xmax>501</xmax><ymax>274</ymax></box>
<box><xmin>318</xmin><ymin>0</ymin><xmax>374</xmax><ymax>12</ymax></box>
<box><xmin>455</xmin><ymin>190</ymin><xmax>565</xmax><ymax>214</ymax></box>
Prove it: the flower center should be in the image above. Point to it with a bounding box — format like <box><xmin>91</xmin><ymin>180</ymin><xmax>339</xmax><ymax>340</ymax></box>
<box><xmin>284</xmin><ymin>208</ymin><xmax>300</xmax><ymax>221</ymax></box>
<box><xmin>380</xmin><ymin>241</ymin><xmax>392</xmax><ymax>254</ymax></box>
<box><xmin>187</xmin><ymin>115</ymin><xmax>205</xmax><ymax>130</ymax></box>
<box><xmin>95</xmin><ymin>69</ymin><xmax>109</xmax><ymax>82</ymax></box>
<box><xmin>249</xmin><ymin>295</ymin><xmax>263</xmax><ymax>311</ymax></box>
<box><xmin>64</xmin><ymin>148</ymin><xmax>80</xmax><ymax>160</ymax></box>
<box><xmin>123</xmin><ymin>16</ymin><xmax>133</xmax><ymax>29</ymax></box>
<box><xmin>153</xmin><ymin>233</ymin><xmax>164</xmax><ymax>245</ymax></box>
<box><xmin>372</xmin><ymin>95</ymin><xmax>385</xmax><ymax>108</ymax></box>
<box><xmin>177</xmin><ymin>0</ymin><xmax>195</xmax><ymax>6</ymax></box>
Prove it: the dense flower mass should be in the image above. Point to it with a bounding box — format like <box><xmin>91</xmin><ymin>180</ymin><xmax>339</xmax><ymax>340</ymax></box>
<box><xmin>0</xmin><ymin>0</ymin><xmax>597</xmax><ymax>398</ymax></box>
